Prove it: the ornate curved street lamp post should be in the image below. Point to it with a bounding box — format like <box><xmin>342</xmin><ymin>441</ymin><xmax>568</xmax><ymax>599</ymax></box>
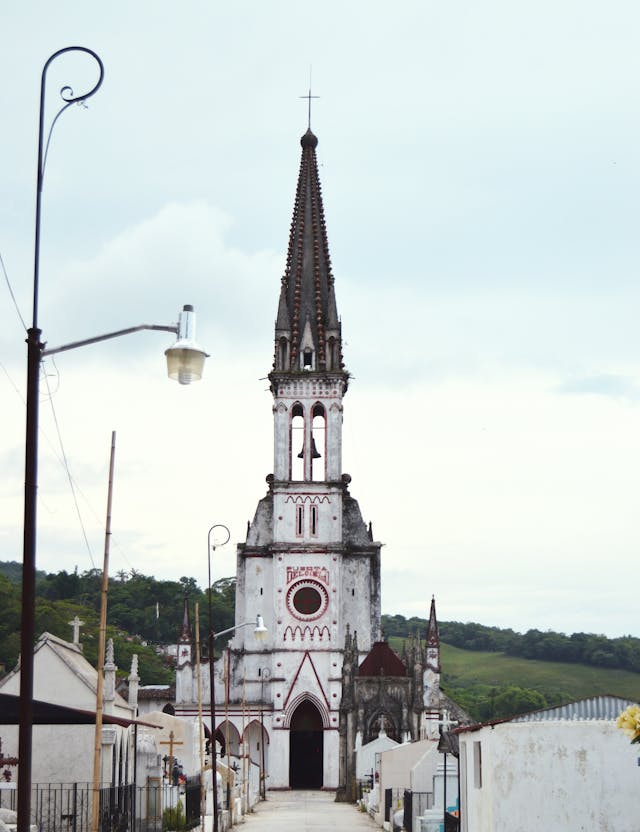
<box><xmin>19</xmin><ymin>48</ymin><xmax>207</xmax><ymax>832</ymax></box>
<box><xmin>19</xmin><ymin>48</ymin><xmax>104</xmax><ymax>832</ymax></box>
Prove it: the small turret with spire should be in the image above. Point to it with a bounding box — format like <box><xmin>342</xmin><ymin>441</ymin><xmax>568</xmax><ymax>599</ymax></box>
<box><xmin>177</xmin><ymin>597</ymin><xmax>192</xmax><ymax>668</ymax></box>
<box><xmin>423</xmin><ymin>596</ymin><xmax>441</xmax><ymax>711</ymax></box>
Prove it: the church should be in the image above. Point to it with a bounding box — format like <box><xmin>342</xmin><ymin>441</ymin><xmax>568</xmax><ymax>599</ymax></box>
<box><xmin>174</xmin><ymin>126</ymin><xmax>447</xmax><ymax>792</ymax></box>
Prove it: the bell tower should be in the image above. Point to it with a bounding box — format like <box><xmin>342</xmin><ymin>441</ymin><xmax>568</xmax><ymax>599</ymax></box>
<box><xmin>229</xmin><ymin>127</ymin><xmax>382</xmax><ymax>791</ymax></box>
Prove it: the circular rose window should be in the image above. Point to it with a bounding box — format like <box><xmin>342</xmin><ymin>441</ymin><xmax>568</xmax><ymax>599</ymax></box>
<box><xmin>286</xmin><ymin>579</ymin><xmax>328</xmax><ymax>621</ymax></box>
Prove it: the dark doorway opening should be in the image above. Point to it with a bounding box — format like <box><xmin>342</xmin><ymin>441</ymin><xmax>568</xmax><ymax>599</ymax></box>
<box><xmin>289</xmin><ymin>700</ymin><xmax>324</xmax><ymax>788</ymax></box>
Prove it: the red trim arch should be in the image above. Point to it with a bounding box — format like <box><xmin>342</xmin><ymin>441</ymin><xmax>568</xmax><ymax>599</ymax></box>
<box><xmin>241</xmin><ymin>717</ymin><xmax>270</xmax><ymax>745</ymax></box>
<box><xmin>283</xmin><ymin>693</ymin><xmax>330</xmax><ymax>729</ymax></box>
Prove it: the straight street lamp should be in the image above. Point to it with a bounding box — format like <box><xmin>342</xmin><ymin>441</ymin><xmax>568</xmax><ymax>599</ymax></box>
<box><xmin>18</xmin><ymin>47</ymin><xmax>208</xmax><ymax>832</ymax></box>
<box><xmin>206</xmin><ymin>525</ymin><xmax>266</xmax><ymax>832</ymax></box>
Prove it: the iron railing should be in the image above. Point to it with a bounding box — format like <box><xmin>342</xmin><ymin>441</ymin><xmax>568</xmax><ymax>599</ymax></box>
<box><xmin>403</xmin><ymin>789</ymin><xmax>434</xmax><ymax>832</ymax></box>
<box><xmin>0</xmin><ymin>781</ymin><xmax>201</xmax><ymax>832</ymax></box>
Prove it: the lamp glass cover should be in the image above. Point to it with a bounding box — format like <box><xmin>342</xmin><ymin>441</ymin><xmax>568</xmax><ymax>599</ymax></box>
<box><xmin>165</xmin><ymin>345</ymin><xmax>207</xmax><ymax>385</ymax></box>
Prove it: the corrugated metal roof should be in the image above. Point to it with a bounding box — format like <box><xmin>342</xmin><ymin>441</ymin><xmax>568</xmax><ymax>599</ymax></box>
<box><xmin>512</xmin><ymin>695</ymin><xmax>636</xmax><ymax>723</ymax></box>
<box><xmin>455</xmin><ymin>694</ymin><xmax>640</xmax><ymax>734</ymax></box>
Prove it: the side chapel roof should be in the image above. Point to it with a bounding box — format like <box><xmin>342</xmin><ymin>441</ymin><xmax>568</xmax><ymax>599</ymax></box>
<box><xmin>358</xmin><ymin>641</ymin><xmax>407</xmax><ymax>677</ymax></box>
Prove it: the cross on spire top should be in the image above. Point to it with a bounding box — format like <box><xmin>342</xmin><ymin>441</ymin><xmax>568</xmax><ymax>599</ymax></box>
<box><xmin>300</xmin><ymin>87</ymin><xmax>320</xmax><ymax>129</ymax></box>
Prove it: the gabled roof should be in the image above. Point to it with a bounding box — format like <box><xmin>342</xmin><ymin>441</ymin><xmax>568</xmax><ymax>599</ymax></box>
<box><xmin>0</xmin><ymin>632</ymin><xmax>131</xmax><ymax>714</ymax></box>
<box><xmin>358</xmin><ymin>641</ymin><xmax>407</xmax><ymax>677</ymax></box>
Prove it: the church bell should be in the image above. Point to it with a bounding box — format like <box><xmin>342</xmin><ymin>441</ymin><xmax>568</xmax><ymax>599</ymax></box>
<box><xmin>297</xmin><ymin>435</ymin><xmax>321</xmax><ymax>459</ymax></box>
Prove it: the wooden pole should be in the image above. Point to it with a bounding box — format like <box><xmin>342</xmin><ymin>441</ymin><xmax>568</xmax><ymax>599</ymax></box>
<box><xmin>91</xmin><ymin>431</ymin><xmax>116</xmax><ymax>832</ymax></box>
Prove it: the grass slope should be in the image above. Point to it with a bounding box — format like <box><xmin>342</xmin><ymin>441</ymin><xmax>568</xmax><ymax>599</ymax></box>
<box><xmin>389</xmin><ymin>639</ymin><xmax>640</xmax><ymax>702</ymax></box>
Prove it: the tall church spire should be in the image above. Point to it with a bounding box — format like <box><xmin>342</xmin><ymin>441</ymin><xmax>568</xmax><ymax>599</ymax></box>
<box><xmin>269</xmin><ymin>128</ymin><xmax>351</xmax><ymax>484</ymax></box>
<box><xmin>273</xmin><ymin>128</ymin><xmax>344</xmax><ymax>375</ymax></box>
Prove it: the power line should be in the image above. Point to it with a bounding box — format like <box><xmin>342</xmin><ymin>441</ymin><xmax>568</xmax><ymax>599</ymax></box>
<box><xmin>42</xmin><ymin>365</ymin><xmax>96</xmax><ymax>569</ymax></box>
<box><xmin>0</xmin><ymin>250</ymin><xmax>27</xmax><ymax>332</ymax></box>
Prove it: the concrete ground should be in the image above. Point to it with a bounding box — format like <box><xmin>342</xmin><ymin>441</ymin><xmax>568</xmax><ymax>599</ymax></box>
<box><xmin>241</xmin><ymin>791</ymin><xmax>379</xmax><ymax>831</ymax></box>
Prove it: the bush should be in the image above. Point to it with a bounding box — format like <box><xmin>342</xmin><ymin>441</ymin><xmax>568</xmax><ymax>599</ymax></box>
<box><xmin>162</xmin><ymin>800</ymin><xmax>186</xmax><ymax>831</ymax></box>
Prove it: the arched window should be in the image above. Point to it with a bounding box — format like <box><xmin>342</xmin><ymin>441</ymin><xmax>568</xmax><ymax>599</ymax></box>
<box><xmin>278</xmin><ymin>337</ymin><xmax>289</xmax><ymax>370</ymax></box>
<box><xmin>311</xmin><ymin>403</ymin><xmax>326</xmax><ymax>481</ymax></box>
<box><xmin>291</xmin><ymin>404</ymin><xmax>305</xmax><ymax>481</ymax></box>
<box><xmin>327</xmin><ymin>337</ymin><xmax>336</xmax><ymax>370</ymax></box>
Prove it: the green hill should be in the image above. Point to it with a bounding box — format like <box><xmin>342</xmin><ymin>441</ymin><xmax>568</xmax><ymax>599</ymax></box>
<box><xmin>2</xmin><ymin>561</ymin><xmax>638</xmax><ymax>723</ymax></box>
<box><xmin>440</xmin><ymin>642</ymin><xmax>640</xmax><ymax>699</ymax></box>
<box><xmin>389</xmin><ymin>637</ymin><xmax>640</xmax><ymax>720</ymax></box>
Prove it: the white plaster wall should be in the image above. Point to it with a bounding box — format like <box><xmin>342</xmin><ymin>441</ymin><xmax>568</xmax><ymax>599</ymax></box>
<box><xmin>380</xmin><ymin>740</ymin><xmax>438</xmax><ymax>792</ymax></box>
<box><xmin>376</xmin><ymin>742</ymin><xmax>434</xmax><ymax>827</ymax></box>
<box><xmin>461</xmin><ymin>721</ymin><xmax>640</xmax><ymax>832</ymax></box>
<box><xmin>1</xmin><ymin>643</ymin><xmax>133</xmax><ymax>719</ymax></box>
<box><xmin>323</xmin><ymin>729</ymin><xmax>340</xmax><ymax>788</ymax></box>
<box><xmin>339</xmin><ymin>557</ymin><xmax>375</xmax><ymax>652</ymax></box>
<box><xmin>0</xmin><ymin>724</ymin><xmax>136</xmax><ymax>786</ymax></box>
<box><xmin>272</xmin><ymin>487</ymin><xmax>343</xmax><ymax>544</ymax></box>
<box><xmin>268</xmin><ymin>723</ymin><xmax>290</xmax><ymax>787</ymax></box>
<box><xmin>1</xmin><ymin>650</ymin><xmax>90</xmax><ymax>709</ymax></box>
<box><xmin>356</xmin><ymin>734</ymin><xmax>399</xmax><ymax>780</ymax></box>
<box><xmin>409</xmin><ymin>742</ymin><xmax>439</xmax><ymax>792</ymax></box>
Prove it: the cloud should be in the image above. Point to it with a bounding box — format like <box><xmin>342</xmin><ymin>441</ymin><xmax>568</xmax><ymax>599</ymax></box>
<box><xmin>23</xmin><ymin>201</ymin><xmax>282</xmax><ymax>365</ymax></box>
<box><xmin>556</xmin><ymin>373</ymin><xmax>640</xmax><ymax>401</ymax></box>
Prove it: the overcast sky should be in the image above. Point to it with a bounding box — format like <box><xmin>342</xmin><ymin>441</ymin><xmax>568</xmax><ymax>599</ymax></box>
<box><xmin>1</xmin><ymin>1</ymin><xmax>639</xmax><ymax>639</ymax></box>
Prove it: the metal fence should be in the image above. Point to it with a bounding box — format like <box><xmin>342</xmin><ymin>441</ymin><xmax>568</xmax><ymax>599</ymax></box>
<box><xmin>384</xmin><ymin>788</ymin><xmax>404</xmax><ymax>824</ymax></box>
<box><xmin>353</xmin><ymin>777</ymin><xmax>374</xmax><ymax>803</ymax></box>
<box><xmin>403</xmin><ymin>790</ymin><xmax>434</xmax><ymax>832</ymax></box>
<box><xmin>0</xmin><ymin>781</ymin><xmax>201</xmax><ymax>832</ymax></box>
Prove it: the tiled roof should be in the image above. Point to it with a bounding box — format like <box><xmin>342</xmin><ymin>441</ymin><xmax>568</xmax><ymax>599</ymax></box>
<box><xmin>138</xmin><ymin>685</ymin><xmax>175</xmax><ymax>701</ymax></box>
<box><xmin>358</xmin><ymin>641</ymin><xmax>407</xmax><ymax>677</ymax></box>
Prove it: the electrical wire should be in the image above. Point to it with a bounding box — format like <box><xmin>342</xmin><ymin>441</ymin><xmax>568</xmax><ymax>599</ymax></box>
<box><xmin>0</xmin><ymin>250</ymin><xmax>27</xmax><ymax>332</ymax></box>
<box><xmin>42</xmin><ymin>364</ymin><xmax>96</xmax><ymax>569</ymax></box>
<box><xmin>1</xmin><ymin>245</ymin><xmax>136</xmax><ymax>575</ymax></box>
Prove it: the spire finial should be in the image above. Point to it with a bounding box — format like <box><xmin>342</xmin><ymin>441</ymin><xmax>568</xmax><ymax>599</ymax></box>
<box><xmin>300</xmin><ymin>70</ymin><xmax>319</xmax><ymax>130</ymax></box>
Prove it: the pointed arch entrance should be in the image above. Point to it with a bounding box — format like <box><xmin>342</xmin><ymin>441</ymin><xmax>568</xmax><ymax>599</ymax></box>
<box><xmin>289</xmin><ymin>699</ymin><xmax>323</xmax><ymax>789</ymax></box>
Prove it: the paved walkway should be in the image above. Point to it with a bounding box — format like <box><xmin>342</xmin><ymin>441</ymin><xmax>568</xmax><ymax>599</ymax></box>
<box><xmin>241</xmin><ymin>791</ymin><xmax>379</xmax><ymax>831</ymax></box>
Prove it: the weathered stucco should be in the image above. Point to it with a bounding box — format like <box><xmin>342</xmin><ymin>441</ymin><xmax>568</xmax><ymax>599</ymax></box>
<box><xmin>459</xmin><ymin>720</ymin><xmax>640</xmax><ymax>832</ymax></box>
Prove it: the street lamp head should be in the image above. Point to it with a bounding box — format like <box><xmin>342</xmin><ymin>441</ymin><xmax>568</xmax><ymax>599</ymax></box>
<box><xmin>254</xmin><ymin>614</ymin><xmax>268</xmax><ymax>641</ymax></box>
<box><xmin>165</xmin><ymin>304</ymin><xmax>209</xmax><ymax>385</ymax></box>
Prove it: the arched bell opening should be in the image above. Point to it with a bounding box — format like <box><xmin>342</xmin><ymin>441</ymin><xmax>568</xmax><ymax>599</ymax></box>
<box><xmin>289</xmin><ymin>699</ymin><xmax>324</xmax><ymax>789</ymax></box>
<box><xmin>290</xmin><ymin>403</ymin><xmax>305</xmax><ymax>481</ymax></box>
<box><xmin>311</xmin><ymin>403</ymin><xmax>326</xmax><ymax>482</ymax></box>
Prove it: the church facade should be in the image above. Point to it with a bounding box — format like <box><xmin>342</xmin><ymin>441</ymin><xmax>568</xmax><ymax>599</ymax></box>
<box><xmin>175</xmin><ymin>127</ymin><xmax>445</xmax><ymax>792</ymax></box>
